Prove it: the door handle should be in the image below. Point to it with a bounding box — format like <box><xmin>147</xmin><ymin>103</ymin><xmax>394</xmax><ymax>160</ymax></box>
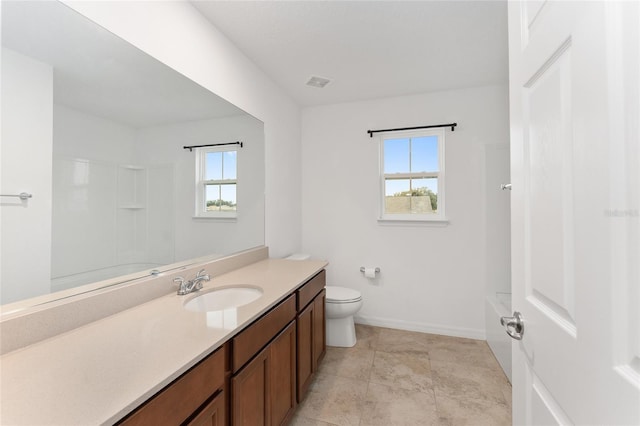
<box><xmin>500</xmin><ymin>183</ymin><xmax>512</xmax><ymax>190</ymax></box>
<box><xmin>500</xmin><ymin>311</ymin><xmax>524</xmax><ymax>340</ymax></box>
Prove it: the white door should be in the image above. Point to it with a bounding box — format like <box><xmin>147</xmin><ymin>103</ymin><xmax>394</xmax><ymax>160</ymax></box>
<box><xmin>507</xmin><ymin>1</ymin><xmax>640</xmax><ymax>425</ymax></box>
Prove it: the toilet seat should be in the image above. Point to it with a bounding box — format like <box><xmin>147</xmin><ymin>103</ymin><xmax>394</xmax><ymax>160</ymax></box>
<box><xmin>325</xmin><ymin>286</ymin><xmax>362</xmax><ymax>304</ymax></box>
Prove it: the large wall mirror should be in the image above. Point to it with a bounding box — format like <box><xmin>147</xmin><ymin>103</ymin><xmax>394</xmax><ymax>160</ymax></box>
<box><xmin>0</xmin><ymin>1</ymin><xmax>265</xmax><ymax>309</ymax></box>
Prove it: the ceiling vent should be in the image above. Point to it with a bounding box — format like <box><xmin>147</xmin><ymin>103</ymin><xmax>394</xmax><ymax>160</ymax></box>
<box><xmin>306</xmin><ymin>75</ymin><xmax>332</xmax><ymax>88</ymax></box>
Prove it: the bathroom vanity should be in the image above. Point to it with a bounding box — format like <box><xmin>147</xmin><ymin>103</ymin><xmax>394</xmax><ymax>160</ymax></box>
<box><xmin>120</xmin><ymin>274</ymin><xmax>325</xmax><ymax>426</ymax></box>
<box><xmin>0</xmin><ymin>251</ymin><xmax>327</xmax><ymax>425</ymax></box>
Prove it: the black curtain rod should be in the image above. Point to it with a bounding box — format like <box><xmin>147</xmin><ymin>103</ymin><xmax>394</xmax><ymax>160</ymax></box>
<box><xmin>367</xmin><ymin>123</ymin><xmax>457</xmax><ymax>137</ymax></box>
<box><xmin>183</xmin><ymin>141</ymin><xmax>243</xmax><ymax>152</ymax></box>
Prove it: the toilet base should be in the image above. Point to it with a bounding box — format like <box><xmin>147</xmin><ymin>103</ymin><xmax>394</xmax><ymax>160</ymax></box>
<box><xmin>326</xmin><ymin>316</ymin><xmax>357</xmax><ymax>347</ymax></box>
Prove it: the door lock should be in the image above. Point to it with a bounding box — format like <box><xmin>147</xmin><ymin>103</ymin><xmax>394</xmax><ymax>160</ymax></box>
<box><xmin>500</xmin><ymin>311</ymin><xmax>524</xmax><ymax>340</ymax></box>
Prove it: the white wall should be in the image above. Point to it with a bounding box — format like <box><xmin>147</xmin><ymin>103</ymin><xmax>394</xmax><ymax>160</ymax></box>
<box><xmin>0</xmin><ymin>48</ymin><xmax>53</xmax><ymax>304</ymax></box>
<box><xmin>63</xmin><ymin>1</ymin><xmax>302</xmax><ymax>258</ymax></box>
<box><xmin>301</xmin><ymin>85</ymin><xmax>510</xmax><ymax>339</ymax></box>
<box><xmin>135</xmin><ymin>115</ymin><xmax>265</xmax><ymax>262</ymax></box>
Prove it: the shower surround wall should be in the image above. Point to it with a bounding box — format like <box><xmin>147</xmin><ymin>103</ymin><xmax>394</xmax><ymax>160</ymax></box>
<box><xmin>483</xmin><ymin>144</ymin><xmax>512</xmax><ymax>381</ymax></box>
<box><xmin>52</xmin><ymin>105</ymin><xmax>173</xmax><ymax>290</ymax></box>
<box><xmin>301</xmin><ymin>85</ymin><xmax>510</xmax><ymax>339</ymax></box>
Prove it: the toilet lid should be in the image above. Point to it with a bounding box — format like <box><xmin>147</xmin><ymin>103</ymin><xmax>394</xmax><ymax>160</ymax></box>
<box><xmin>325</xmin><ymin>286</ymin><xmax>362</xmax><ymax>303</ymax></box>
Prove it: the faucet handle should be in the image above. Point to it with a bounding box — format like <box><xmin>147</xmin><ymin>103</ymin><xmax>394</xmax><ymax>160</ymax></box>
<box><xmin>196</xmin><ymin>269</ymin><xmax>210</xmax><ymax>281</ymax></box>
<box><xmin>173</xmin><ymin>277</ymin><xmax>185</xmax><ymax>286</ymax></box>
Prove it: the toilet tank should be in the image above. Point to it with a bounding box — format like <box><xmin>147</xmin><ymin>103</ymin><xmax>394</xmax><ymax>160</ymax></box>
<box><xmin>285</xmin><ymin>253</ymin><xmax>310</xmax><ymax>261</ymax></box>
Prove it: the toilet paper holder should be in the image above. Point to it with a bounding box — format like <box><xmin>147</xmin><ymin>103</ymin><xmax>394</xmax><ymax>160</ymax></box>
<box><xmin>359</xmin><ymin>267</ymin><xmax>380</xmax><ymax>274</ymax></box>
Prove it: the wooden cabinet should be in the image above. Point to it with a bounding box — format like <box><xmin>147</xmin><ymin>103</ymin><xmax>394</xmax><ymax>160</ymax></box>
<box><xmin>312</xmin><ymin>291</ymin><xmax>326</xmax><ymax>368</ymax></box>
<box><xmin>296</xmin><ymin>270</ymin><xmax>326</xmax><ymax>312</ymax></box>
<box><xmin>268</xmin><ymin>321</ymin><xmax>297</xmax><ymax>425</ymax></box>
<box><xmin>230</xmin><ymin>293</ymin><xmax>297</xmax><ymax>426</ymax></box>
<box><xmin>232</xmin><ymin>347</ymin><xmax>269</xmax><ymax>425</ymax></box>
<box><xmin>296</xmin><ymin>271</ymin><xmax>326</xmax><ymax>402</ymax></box>
<box><xmin>296</xmin><ymin>302</ymin><xmax>313</xmax><ymax>400</ymax></box>
<box><xmin>296</xmin><ymin>288</ymin><xmax>326</xmax><ymax>402</ymax></box>
<box><xmin>231</xmin><ymin>321</ymin><xmax>297</xmax><ymax>426</ymax></box>
<box><xmin>232</xmin><ymin>295</ymin><xmax>296</xmax><ymax>373</ymax></box>
<box><xmin>186</xmin><ymin>391</ymin><xmax>226</xmax><ymax>426</ymax></box>
<box><xmin>118</xmin><ymin>344</ymin><xmax>227</xmax><ymax>426</ymax></box>
<box><xmin>230</xmin><ymin>270</ymin><xmax>327</xmax><ymax>425</ymax></box>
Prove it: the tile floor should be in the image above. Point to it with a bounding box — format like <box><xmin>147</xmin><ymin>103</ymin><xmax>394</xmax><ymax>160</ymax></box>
<box><xmin>290</xmin><ymin>324</ymin><xmax>512</xmax><ymax>426</ymax></box>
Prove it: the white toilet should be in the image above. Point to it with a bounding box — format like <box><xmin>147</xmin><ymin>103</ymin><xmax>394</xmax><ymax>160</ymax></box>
<box><xmin>284</xmin><ymin>254</ymin><xmax>363</xmax><ymax>348</ymax></box>
<box><xmin>325</xmin><ymin>285</ymin><xmax>363</xmax><ymax>348</ymax></box>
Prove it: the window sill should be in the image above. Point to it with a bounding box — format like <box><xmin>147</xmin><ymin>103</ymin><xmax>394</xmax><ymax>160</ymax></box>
<box><xmin>377</xmin><ymin>216</ymin><xmax>449</xmax><ymax>227</ymax></box>
<box><xmin>192</xmin><ymin>215</ymin><xmax>237</xmax><ymax>222</ymax></box>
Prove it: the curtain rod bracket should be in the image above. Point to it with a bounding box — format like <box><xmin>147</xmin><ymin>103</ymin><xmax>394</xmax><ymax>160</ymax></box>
<box><xmin>367</xmin><ymin>122</ymin><xmax>457</xmax><ymax>137</ymax></box>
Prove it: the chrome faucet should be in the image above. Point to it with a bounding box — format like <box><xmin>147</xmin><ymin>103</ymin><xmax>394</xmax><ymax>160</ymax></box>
<box><xmin>174</xmin><ymin>269</ymin><xmax>211</xmax><ymax>295</ymax></box>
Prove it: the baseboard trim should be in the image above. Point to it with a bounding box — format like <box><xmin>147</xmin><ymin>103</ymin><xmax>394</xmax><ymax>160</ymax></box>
<box><xmin>354</xmin><ymin>314</ymin><xmax>486</xmax><ymax>341</ymax></box>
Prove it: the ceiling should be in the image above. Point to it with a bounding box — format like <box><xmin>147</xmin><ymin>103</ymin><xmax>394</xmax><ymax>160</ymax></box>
<box><xmin>192</xmin><ymin>1</ymin><xmax>509</xmax><ymax>107</ymax></box>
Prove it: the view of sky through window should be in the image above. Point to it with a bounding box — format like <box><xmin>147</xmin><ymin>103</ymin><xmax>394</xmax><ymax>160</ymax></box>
<box><xmin>384</xmin><ymin>136</ymin><xmax>438</xmax><ymax>195</ymax></box>
<box><xmin>206</xmin><ymin>151</ymin><xmax>237</xmax><ymax>181</ymax></box>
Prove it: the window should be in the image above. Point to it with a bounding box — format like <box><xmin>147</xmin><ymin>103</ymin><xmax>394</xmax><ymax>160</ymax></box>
<box><xmin>195</xmin><ymin>146</ymin><xmax>237</xmax><ymax>218</ymax></box>
<box><xmin>379</xmin><ymin>129</ymin><xmax>445</xmax><ymax>221</ymax></box>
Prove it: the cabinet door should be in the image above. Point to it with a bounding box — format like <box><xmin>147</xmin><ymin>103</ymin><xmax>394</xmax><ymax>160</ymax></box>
<box><xmin>297</xmin><ymin>291</ymin><xmax>327</xmax><ymax>403</ymax></box>
<box><xmin>186</xmin><ymin>391</ymin><xmax>226</xmax><ymax>426</ymax></box>
<box><xmin>232</xmin><ymin>348</ymin><xmax>269</xmax><ymax>426</ymax></box>
<box><xmin>312</xmin><ymin>289</ymin><xmax>326</xmax><ymax>370</ymax></box>
<box><xmin>269</xmin><ymin>321</ymin><xmax>297</xmax><ymax>426</ymax></box>
<box><xmin>296</xmin><ymin>302</ymin><xmax>314</xmax><ymax>402</ymax></box>
<box><xmin>118</xmin><ymin>346</ymin><xmax>226</xmax><ymax>426</ymax></box>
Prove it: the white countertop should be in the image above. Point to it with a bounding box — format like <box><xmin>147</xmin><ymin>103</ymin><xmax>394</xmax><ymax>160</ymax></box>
<box><xmin>0</xmin><ymin>258</ymin><xmax>327</xmax><ymax>425</ymax></box>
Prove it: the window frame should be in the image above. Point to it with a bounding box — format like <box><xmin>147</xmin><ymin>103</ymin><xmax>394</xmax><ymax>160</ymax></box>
<box><xmin>378</xmin><ymin>128</ymin><xmax>447</xmax><ymax>222</ymax></box>
<box><xmin>194</xmin><ymin>145</ymin><xmax>238</xmax><ymax>219</ymax></box>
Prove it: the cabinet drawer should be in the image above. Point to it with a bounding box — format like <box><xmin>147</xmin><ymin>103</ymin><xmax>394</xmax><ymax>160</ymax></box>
<box><xmin>185</xmin><ymin>390</ymin><xmax>226</xmax><ymax>426</ymax></box>
<box><xmin>119</xmin><ymin>345</ymin><xmax>226</xmax><ymax>426</ymax></box>
<box><xmin>232</xmin><ymin>294</ymin><xmax>296</xmax><ymax>373</ymax></box>
<box><xmin>296</xmin><ymin>270</ymin><xmax>326</xmax><ymax>311</ymax></box>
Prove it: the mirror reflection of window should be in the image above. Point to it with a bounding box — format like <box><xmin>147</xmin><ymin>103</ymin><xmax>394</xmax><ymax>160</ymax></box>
<box><xmin>196</xmin><ymin>147</ymin><xmax>238</xmax><ymax>218</ymax></box>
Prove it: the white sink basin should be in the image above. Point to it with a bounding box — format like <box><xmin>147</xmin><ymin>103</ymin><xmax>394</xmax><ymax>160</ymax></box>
<box><xmin>184</xmin><ymin>286</ymin><xmax>263</xmax><ymax>312</ymax></box>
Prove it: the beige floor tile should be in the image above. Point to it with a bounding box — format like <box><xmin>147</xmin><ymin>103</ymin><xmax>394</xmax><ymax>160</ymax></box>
<box><xmin>289</xmin><ymin>411</ymin><xmax>340</xmax><ymax>426</ymax></box>
<box><xmin>430</xmin><ymin>358</ymin><xmax>509</xmax><ymax>404</ymax></box>
<box><xmin>353</xmin><ymin>324</ymin><xmax>380</xmax><ymax>350</ymax></box>
<box><xmin>434</xmin><ymin>389</ymin><xmax>511</xmax><ymax>426</ymax></box>
<box><xmin>375</xmin><ymin>327</ymin><xmax>431</xmax><ymax>354</ymax></box>
<box><xmin>369</xmin><ymin>350</ymin><xmax>433</xmax><ymax>392</ymax></box>
<box><xmin>297</xmin><ymin>373</ymin><xmax>372</xmax><ymax>426</ymax></box>
<box><xmin>501</xmin><ymin>382</ymin><xmax>512</xmax><ymax>407</ymax></box>
<box><xmin>427</xmin><ymin>337</ymin><xmax>504</xmax><ymax>372</ymax></box>
<box><xmin>360</xmin><ymin>382</ymin><xmax>440</xmax><ymax>426</ymax></box>
<box><xmin>316</xmin><ymin>346</ymin><xmax>375</xmax><ymax>381</ymax></box>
